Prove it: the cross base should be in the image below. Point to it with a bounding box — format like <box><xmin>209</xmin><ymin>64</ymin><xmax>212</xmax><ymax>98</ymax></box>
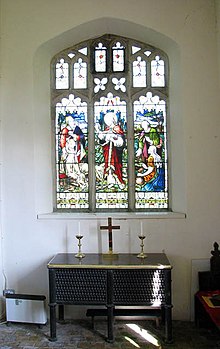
<box><xmin>102</xmin><ymin>250</ymin><xmax>119</xmax><ymax>259</ymax></box>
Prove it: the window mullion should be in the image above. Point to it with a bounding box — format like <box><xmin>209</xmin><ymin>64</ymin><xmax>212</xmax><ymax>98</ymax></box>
<box><xmin>88</xmin><ymin>102</ymin><xmax>96</xmax><ymax>212</ymax></box>
<box><xmin>127</xmin><ymin>100</ymin><xmax>135</xmax><ymax>211</ymax></box>
<box><xmin>88</xmin><ymin>45</ymin><xmax>96</xmax><ymax>211</ymax></box>
<box><xmin>126</xmin><ymin>41</ymin><xmax>135</xmax><ymax>211</ymax></box>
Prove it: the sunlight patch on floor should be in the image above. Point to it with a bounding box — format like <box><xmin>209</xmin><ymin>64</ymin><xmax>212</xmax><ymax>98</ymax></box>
<box><xmin>126</xmin><ymin>323</ymin><xmax>161</xmax><ymax>348</ymax></box>
<box><xmin>124</xmin><ymin>335</ymin><xmax>140</xmax><ymax>348</ymax></box>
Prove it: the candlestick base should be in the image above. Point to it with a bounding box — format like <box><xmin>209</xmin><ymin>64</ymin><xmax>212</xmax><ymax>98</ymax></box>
<box><xmin>75</xmin><ymin>252</ymin><xmax>85</xmax><ymax>259</ymax></box>
<box><xmin>137</xmin><ymin>252</ymin><xmax>147</xmax><ymax>259</ymax></box>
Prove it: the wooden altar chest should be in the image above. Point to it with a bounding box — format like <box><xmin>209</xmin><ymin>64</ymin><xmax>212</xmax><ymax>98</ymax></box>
<box><xmin>47</xmin><ymin>253</ymin><xmax>172</xmax><ymax>343</ymax></box>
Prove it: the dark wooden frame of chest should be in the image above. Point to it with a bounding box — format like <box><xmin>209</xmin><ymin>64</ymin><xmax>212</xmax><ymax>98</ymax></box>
<box><xmin>48</xmin><ymin>253</ymin><xmax>172</xmax><ymax>343</ymax></box>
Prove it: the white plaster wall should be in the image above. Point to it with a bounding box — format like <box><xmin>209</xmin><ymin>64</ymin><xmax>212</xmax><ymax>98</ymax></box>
<box><xmin>0</xmin><ymin>0</ymin><xmax>220</xmax><ymax>321</ymax></box>
<box><xmin>0</xmin><ymin>0</ymin><xmax>5</xmax><ymax>319</ymax></box>
<box><xmin>216</xmin><ymin>0</ymin><xmax>220</xmax><ymax>83</ymax></box>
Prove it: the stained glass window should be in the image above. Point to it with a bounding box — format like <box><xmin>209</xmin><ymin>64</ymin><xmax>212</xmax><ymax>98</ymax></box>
<box><xmin>134</xmin><ymin>93</ymin><xmax>168</xmax><ymax>209</ymax></box>
<box><xmin>94</xmin><ymin>93</ymin><xmax>127</xmax><ymax>209</ymax></box>
<box><xmin>73</xmin><ymin>58</ymin><xmax>87</xmax><ymax>89</ymax></box>
<box><xmin>112</xmin><ymin>42</ymin><xmax>125</xmax><ymax>72</ymax></box>
<box><xmin>133</xmin><ymin>56</ymin><xmax>147</xmax><ymax>87</ymax></box>
<box><xmin>51</xmin><ymin>35</ymin><xmax>169</xmax><ymax>212</ymax></box>
<box><xmin>56</xmin><ymin>58</ymin><xmax>69</xmax><ymax>89</ymax></box>
<box><xmin>95</xmin><ymin>42</ymin><xmax>107</xmax><ymax>72</ymax></box>
<box><xmin>55</xmin><ymin>94</ymin><xmax>88</xmax><ymax>209</ymax></box>
<box><xmin>151</xmin><ymin>55</ymin><xmax>165</xmax><ymax>87</ymax></box>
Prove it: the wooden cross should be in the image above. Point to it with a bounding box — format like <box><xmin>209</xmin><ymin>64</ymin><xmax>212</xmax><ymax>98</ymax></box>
<box><xmin>100</xmin><ymin>217</ymin><xmax>120</xmax><ymax>254</ymax></box>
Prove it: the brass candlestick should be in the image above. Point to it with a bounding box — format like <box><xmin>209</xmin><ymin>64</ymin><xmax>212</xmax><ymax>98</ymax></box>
<box><xmin>75</xmin><ymin>234</ymin><xmax>85</xmax><ymax>259</ymax></box>
<box><xmin>137</xmin><ymin>235</ymin><xmax>147</xmax><ymax>258</ymax></box>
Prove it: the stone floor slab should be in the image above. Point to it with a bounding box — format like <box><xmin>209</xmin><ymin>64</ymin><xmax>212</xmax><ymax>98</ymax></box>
<box><xmin>0</xmin><ymin>320</ymin><xmax>219</xmax><ymax>349</ymax></box>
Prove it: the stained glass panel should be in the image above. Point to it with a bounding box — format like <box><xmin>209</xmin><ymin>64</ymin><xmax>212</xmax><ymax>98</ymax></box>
<box><xmin>112</xmin><ymin>42</ymin><xmax>124</xmax><ymax>72</ymax></box>
<box><xmin>112</xmin><ymin>77</ymin><xmax>126</xmax><ymax>92</ymax></box>
<box><xmin>134</xmin><ymin>92</ymin><xmax>168</xmax><ymax>209</ymax></box>
<box><xmin>132</xmin><ymin>46</ymin><xmax>141</xmax><ymax>54</ymax></box>
<box><xmin>56</xmin><ymin>59</ymin><xmax>69</xmax><ymax>89</ymax></box>
<box><xmin>56</xmin><ymin>94</ymin><xmax>88</xmax><ymax>209</ymax></box>
<box><xmin>68</xmin><ymin>52</ymin><xmax>75</xmax><ymax>59</ymax></box>
<box><xmin>133</xmin><ymin>56</ymin><xmax>147</xmax><ymax>87</ymax></box>
<box><xmin>144</xmin><ymin>50</ymin><xmax>152</xmax><ymax>57</ymax></box>
<box><xmin>78</xmin><ymin>47</ymin><xmax>87</xmax><ymax>56</ymax></box>
<box><xmin>73</xmin><ymin>58</ymin><xmax>87</xmax><ymax>89</ymax></box>
<box><xmin>94</xmin><ymin>77</ymin><xmax>108</xmax><ymax>93</ymax></box>
<box><xmin>95</xmin><ymin>43</ymin><xmax>107</xmax><ymax>72</ymax></box>
<box><xmin>151</xmin><ymin>56</ymin><xmax>165</xmax><ymax>87</ymax></box>
<box><xmin>94</xmin><ymin>93</ymin><xmax>127</xmax><ymax>209</ymax></box>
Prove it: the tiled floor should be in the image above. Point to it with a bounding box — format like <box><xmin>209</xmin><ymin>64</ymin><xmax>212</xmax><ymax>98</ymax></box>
<box><xmin>0</xmin><ymin>319</ymin><xmax>219</xmax><ymax>349</ymax></box>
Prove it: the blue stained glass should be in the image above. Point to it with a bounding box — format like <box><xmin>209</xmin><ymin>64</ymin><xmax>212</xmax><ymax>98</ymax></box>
<box><xmin>134</xmin><ymin>93</ymin><xmax>168</xmax><ymax>209</ymax></box>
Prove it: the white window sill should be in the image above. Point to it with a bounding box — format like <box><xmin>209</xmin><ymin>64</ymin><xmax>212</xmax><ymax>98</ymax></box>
<box><xmin>37</xmin><ymin>211</ymin><xmax>186</xmax><ymax>220</ymax></box>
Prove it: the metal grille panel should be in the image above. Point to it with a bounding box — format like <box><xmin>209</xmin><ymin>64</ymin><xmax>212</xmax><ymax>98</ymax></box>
<box><xmin>113</xmin><ymin>269</ymin><xmax>166</xmax><ymax>304</ymax></box>
<box><xmin>55</xmin><ymin>269</ymin><xmax>107</xmax><ymax>304</ymax></box>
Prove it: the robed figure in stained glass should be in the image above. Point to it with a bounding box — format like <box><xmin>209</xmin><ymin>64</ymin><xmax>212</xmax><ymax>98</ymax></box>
<box><xmin>135</xmin><ymin>111</ymin><xmax>165</xmax><ymax>192</ymax></box>
<box><xmin>96</xmin><ymin>111</ymin><xmax>125</xmax><ymax>189</ymax></box>
<box><xmin>59</xmin><ymin>113</ymin><xmax>87</xmax><ymax>186</ymax></box>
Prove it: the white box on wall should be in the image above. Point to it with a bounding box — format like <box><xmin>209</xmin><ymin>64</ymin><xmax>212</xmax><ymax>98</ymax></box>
<box><xmin>6</xmin><ymin>294</ymin><xmax>47</xmax><ymax>324</ymax></box>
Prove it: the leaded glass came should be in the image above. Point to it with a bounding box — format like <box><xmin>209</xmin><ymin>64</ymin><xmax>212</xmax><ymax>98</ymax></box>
<box><xmin>52</xmin><ymin>35</ymin><xmax>169</xmax><ymax>212</ymax></box>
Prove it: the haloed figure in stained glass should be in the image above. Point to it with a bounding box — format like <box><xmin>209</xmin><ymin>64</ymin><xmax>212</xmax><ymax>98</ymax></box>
<box><xmin>96</xmin><ymin>111</ymin><xmax>125</xmax><ymax>189</ymax></box>
<box><xmin>59</xmin><ymin>114</ymin><xmax>86</xmax><ymax>186</ymax></box>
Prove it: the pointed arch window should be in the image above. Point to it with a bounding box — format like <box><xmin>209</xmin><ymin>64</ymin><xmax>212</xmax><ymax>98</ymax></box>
<box><xmin>51</xmin><ymin>35</ymin><xmax>169</xmax><ymax>212</ymax></box>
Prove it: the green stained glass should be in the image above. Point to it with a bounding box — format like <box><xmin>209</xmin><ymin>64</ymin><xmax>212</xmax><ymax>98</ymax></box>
<box><xmin>96</xmin><ymin>192</ymin><xmax>128</xmax><ymax>209</ymax></box>
<box><xmin>94</xmin><ymin>93</ymin><xmax>127</xmax><ymax>209</ymax></box>
<box><xmin>134</xmin><ymin>93</ymin><xmax>168</xmax><ymax>209</ymax></box>
<box><xmin>56</xmin><ymin>94</ymin><xmax>89</xmax><ymax>209</ymax></box>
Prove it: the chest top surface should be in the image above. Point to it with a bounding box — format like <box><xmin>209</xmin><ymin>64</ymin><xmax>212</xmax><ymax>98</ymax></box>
<box><xmin>47</xmin><ymin>253</ymin><xmax>171</xmax><ymax>270</ymax></box>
